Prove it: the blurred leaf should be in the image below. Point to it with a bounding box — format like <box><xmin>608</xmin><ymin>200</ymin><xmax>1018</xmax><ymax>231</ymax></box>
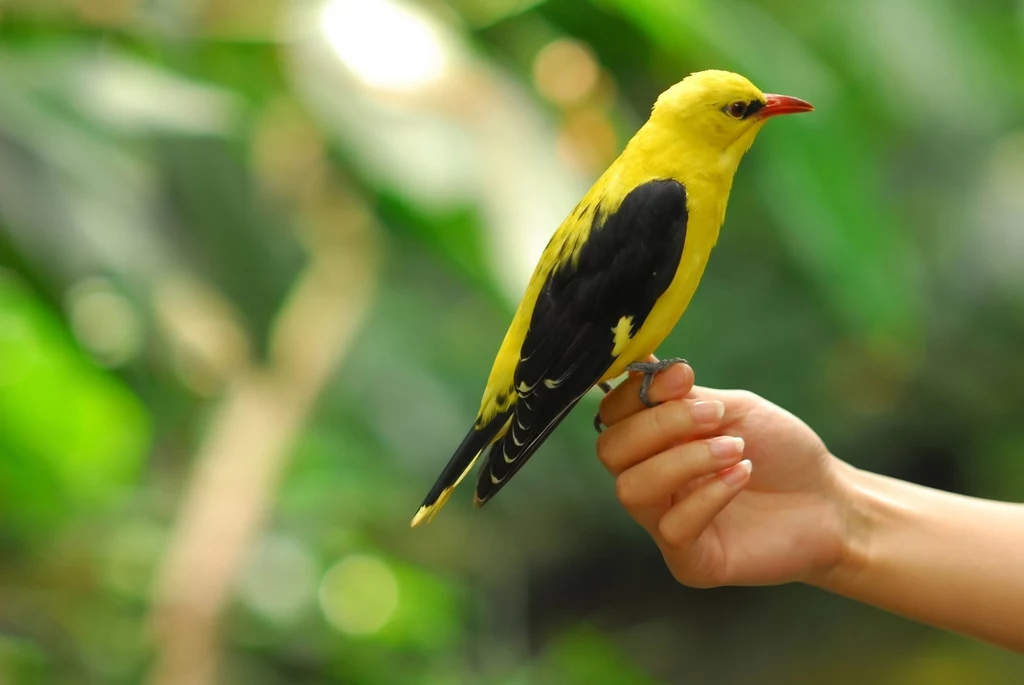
<box><xmin>0</xmin><ymin>635</ymin><xmax>51</xmax><ymax>685</ymax></box>
<box><xmin>0</xmin><ymin>272</ymin><xmax>149</xmax><ymax>529</ymax></box>
<box><xmin>377</xmin><ymin>558</ymin><xmax>466</xmax><ymax>652</ymax></box>
<box><xmin>535</xmin><ymin>626</ymin><xmax>663</xmax><ymax>685</ymax></box>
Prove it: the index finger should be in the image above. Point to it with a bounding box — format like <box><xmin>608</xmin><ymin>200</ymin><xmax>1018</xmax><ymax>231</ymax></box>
<box><xmin>598</xmin><ymin>358</ymin><xmax>694</xmax><ymax>428</ymax></box>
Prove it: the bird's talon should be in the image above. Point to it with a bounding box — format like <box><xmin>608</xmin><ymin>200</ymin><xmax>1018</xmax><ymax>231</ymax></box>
<box><xmin>594</xmin><ymin>381</ymin><xmax>613</xmax><ymax>432</ymax></box>
<box><xmin>626</xmin><ymin>357</ymin><xmax>689</xmax><ymax>409</ymax></box>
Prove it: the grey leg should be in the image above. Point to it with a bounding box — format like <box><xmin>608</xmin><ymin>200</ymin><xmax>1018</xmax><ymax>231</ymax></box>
<box><xmin>625</xmin><ymin>357</ymin><xmax>689</xmax><ymax>408</ymax></box>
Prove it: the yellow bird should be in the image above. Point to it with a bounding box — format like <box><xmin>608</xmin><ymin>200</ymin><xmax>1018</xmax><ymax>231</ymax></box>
<box><xmin>411</xmin><ymin>69</ymin><xmax>812</xmax><ymax>527</ymax></box>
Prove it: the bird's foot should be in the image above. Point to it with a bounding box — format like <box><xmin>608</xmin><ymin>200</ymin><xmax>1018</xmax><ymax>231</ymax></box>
<box><xmin>593</xmin><ymin>382</ymin><xmax>613</xmax><ymax>433</ymax></box>
<box><xmin>592</xmin><ymin>359</ymin><xmax>687</xmax><ymax>433</ymax></box>
<box><xmin>625</xmin><ymin>357</ymin><xmax>689</xmax><ymax>408</ymax></box>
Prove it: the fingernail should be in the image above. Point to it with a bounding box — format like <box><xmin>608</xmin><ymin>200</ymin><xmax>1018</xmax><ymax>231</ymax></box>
<box><xmin>721</xmin><ymin>459</ymin><xmax>752</xmax><ymax>486</ymax></box>
<box><xmin>690</xmin><ymin>400</ymin><xmax>724</xmax><ymax>424</ymax></box>
<box><xmin>709</xmin><ymin>436</ymin><xmax>744</xmax><ymax>460</ymax></box>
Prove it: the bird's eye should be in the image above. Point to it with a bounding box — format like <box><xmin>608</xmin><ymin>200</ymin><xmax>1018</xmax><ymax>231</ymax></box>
<box><xmin>725</xmin><ymin>101</ymin><xmax>748</xmax><ymax>119</ymax></box>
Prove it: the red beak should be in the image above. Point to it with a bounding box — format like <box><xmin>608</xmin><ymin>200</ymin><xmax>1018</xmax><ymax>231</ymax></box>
<box><xmin>760</xmin><ymin>93</ymin><xmax>814</xmax><ymax>118</ymax></box>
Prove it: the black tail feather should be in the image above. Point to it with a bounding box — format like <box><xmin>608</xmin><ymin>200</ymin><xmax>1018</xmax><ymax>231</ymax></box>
<box><xmin>410</xmin><ymin>409</ymin><xmax>511</xmax><ymax>526</ymax></box>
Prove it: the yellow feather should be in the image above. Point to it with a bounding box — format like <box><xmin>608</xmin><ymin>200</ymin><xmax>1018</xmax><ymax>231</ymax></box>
<box><xmin>610</xmin><ymin>316</ymin><xmax>635</xmax><ymax>357</ymax></box>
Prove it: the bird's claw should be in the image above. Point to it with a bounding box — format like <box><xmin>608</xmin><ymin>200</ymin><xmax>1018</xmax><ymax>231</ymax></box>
<box><xmin>592</xmin><ymin>360</ymin><xmax>687</xmax><ymax>432</ymax></box>
<box><xmin>625</xmin><ymin>357</ymin><xmax>689</xmax><ymax>408</ymax></box>
<box><xmin>593</xmin><ymin>381</ymin><xmax>613</xmax><ymax>433</ymax></box>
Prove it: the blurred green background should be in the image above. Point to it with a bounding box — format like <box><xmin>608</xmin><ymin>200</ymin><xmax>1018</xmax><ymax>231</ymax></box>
<box><xmin>1</xmin><ymin>0</ymin><xmax>1023</xmax><ymax>683</ymax></box>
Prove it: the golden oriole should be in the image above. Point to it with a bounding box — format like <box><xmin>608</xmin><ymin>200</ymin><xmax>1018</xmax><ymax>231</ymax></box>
<box><xmin>412</xmin><ymin>69</ymin><xmax>812</xmax><ymax>527</ymax></box>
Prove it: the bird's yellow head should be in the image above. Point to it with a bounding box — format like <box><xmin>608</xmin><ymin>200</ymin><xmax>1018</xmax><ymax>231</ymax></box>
<box><xmin>646</xmin><ymin>70</ymin><xmax>813</xmax><ymax>176</ymax></box>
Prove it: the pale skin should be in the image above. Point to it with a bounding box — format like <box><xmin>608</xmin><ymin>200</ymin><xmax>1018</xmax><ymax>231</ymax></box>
<box><xmin>596</xmin><ymin>360</ymin><xmax>1024</xmax><ymax>654</ymax></box>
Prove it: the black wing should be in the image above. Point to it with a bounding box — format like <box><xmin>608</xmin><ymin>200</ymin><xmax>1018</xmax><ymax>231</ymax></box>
<box><xmin>474</xmin><ymin>178</ymin><xmax>689</xmax><ymax>505</ymax></box>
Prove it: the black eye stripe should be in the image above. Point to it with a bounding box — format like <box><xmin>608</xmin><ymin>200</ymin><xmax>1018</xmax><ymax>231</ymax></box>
<box><xmin>743</xmin><ymin>100</ymin><xmax>765</xmax><ymax>118</ymax></box>
<box><xmin>722</xmin><ymin>100</ymin><xmax>766</xmax><ymax>119</ymax></box>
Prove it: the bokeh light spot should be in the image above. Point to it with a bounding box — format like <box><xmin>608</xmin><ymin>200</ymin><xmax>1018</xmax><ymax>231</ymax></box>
<box><xmin>319</xmin><ymin>553</ymin><xmax>399</xmax><ymax>635</ymax></box>
<box><xmin>239</xmin><ymin>533</ymin><xmax>319</xmax><ymax>625</ymax></box>
<box><xmin>321</xmin><ymin>0</ymin><xmax>447</xmax><ymax>92</ymax></box>
<box><xmin>66</xmin><ymin>277</ymin><xmax>142</xmax><ymax>367</ymax></box>
<box><xmin>532</xmin><ymin>38</ymin><xmax>600</xmax><ymax>107</ymax></box>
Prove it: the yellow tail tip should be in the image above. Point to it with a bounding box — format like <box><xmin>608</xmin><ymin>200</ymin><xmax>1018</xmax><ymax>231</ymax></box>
<box><xmin>410</xmin><ymin>506</ymin><xmax>433</xmax><ymax>528</ymax></box>
<box><xmin>410</xmin><ymin>455</ymin><xmax>482</xmax><ymax>528</ymax></box>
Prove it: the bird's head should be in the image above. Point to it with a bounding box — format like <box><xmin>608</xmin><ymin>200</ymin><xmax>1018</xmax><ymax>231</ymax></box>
<box><xmin>648</xmin><ymin>70</ymin><xmax>813</xmax><ymax>175</ymax></box>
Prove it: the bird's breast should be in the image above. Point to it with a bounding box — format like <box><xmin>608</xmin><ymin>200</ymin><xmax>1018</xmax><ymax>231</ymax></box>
<box><xmin>600</xmin><ymin>198</ymin><xmax>722</xmax><ymax>380</ymax></box>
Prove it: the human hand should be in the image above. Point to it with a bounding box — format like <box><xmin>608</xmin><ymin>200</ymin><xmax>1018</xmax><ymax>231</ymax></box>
<box><xmin>596</xmin><ymin>361</ymin><xmax>853</xmax><ymax>588</ymax></box>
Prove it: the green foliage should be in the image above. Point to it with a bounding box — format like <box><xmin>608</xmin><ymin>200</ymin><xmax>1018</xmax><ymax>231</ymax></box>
<box><xmin>0</xmin><ymin>0</ymin><xmax>1022</xmax><ymax>683</ymax></box>
<box><xmin>534</xmin><ymin>627</ymin><xmax>662</xmax><ymax>685</ymax></box>
<box><xmin>0</xmin><ymin>272</ymin><xmax>149</xmax><ymax>534</ymax></box>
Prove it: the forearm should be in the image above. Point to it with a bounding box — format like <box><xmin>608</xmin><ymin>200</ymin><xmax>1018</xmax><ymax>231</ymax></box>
<box><xmin>816</xmin><ymin>460</ymin><xmax>1024</xmax><ymax>652</ymax></box>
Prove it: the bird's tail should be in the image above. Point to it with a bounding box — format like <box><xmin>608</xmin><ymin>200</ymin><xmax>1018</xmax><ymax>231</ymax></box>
<box><xmin>410</xmin><ymin>412</ymin><xmax>511</xmax><ymax>527</ymax></box>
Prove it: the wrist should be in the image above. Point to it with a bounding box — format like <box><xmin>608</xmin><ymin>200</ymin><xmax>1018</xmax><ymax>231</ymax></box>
<box><xmin>807</xmin><ymin>456</ymin><xmax>878</xmax><ymax>595</ymax></box>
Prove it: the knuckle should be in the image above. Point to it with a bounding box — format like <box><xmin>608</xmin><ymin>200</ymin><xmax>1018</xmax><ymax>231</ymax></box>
<box><xmin>657</xmin><ymin>515</ymin><xmax>686</xmax><ymax>547</ymax></box>
<box><xmin>734</xmin><ymin>390</ymin><xmax>754</xmax><ymax>404</ymax></box>
<box><xmin>615</xmin><ymin>472</ymin><xmax>639</xmax><ymax>508</ymax></box>
<box><xmin>670</xmin><ymin>399</ymin><xmax>693</xmax><ymax>430</ymax></box>
<box><xmin>694</xmin><ymin>439</ymin><xmax>714</xmax><ymax>464</ymax></box>
<box><xmin>648</xmin><ymin>400</ymin><xmax>685</xmax><ymax>439</ymax></box>
<box><xmin>687</xmin><ymin>555</ymin><xmax>722</xmax><ymax>589</ymax></box>
<box><xmin>732</xmin><ymin>389</ymin><xmax>759</xmax><ymax>410</ymax></box>
<box><xmin>645</xmin><ymin>403</ymin><xmax>666</xmax><ymax>436</ymax></box>
<box><xmin>691</xmin><ymin>482</ymin><xmax>717</xmax><ymax>510</ymax></box>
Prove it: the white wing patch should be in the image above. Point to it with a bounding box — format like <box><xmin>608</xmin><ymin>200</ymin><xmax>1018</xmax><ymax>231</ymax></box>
<box><xmin>517</xmin><ymin>381</ymin><xmax>535</xmax><ymax>395</ymax></box>
<box><xmin>611</xmin><ymin>315</ymin><xmax>635</xmax><ymax>357</ymax></box>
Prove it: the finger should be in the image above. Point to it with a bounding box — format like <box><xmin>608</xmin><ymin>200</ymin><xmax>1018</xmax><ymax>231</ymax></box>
<box><xmin>599</xmin><ymin>359</ymin><xmax>694</xmax><ymax>427</ymax></box>
<box><xmin>596</xmin><ymin>397</ymin><xmax>725</xmax><ymax>476</ymax></box>
<box><xmin>657</xmin><ymin>460</ymin><xmax>752</xmax><ymax>548</ymax></box>
<box><xmin>687</xmin><ymin>386</ymin><xmax>759</xmax><ymax>424</ymax></box>
<box><xmin>616</xmin><ymin>436</ymin><xmax>745</xmax><ymax>513</ymax></box>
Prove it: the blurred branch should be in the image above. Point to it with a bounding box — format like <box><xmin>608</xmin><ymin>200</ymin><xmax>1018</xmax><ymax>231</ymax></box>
<box><xmin>145</xmin><ymin>166</ymin><xmax>382</xmax><ymax>685</ymax></box>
